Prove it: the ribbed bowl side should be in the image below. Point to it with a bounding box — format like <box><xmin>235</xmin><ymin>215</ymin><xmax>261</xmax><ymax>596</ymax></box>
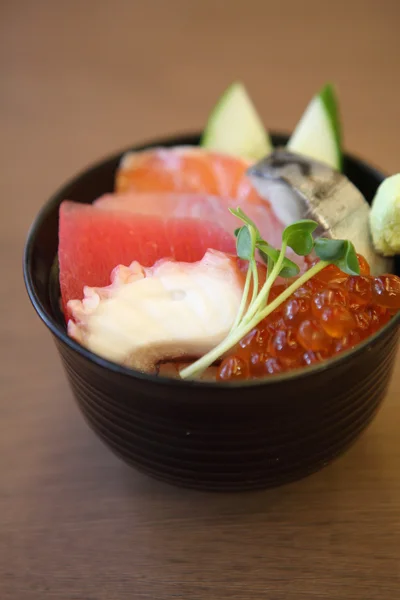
<box><xmin>23</xmin><ymin>132</ymin><xmax>400</xmax><ymax>492</ymax></box>
<box><xmin>54</xmin><ymin>321</ymin><xmax>399</xmax><ymax>492</ymax></box>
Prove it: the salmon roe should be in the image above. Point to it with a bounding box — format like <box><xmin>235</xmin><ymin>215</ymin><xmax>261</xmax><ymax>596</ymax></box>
<box><xmin>217</xmin><ymin>258</ymin><xmax>400</xmax><ymax>381</ymax></box>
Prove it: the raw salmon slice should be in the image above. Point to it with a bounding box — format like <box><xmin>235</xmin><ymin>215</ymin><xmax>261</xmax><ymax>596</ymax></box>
<box><xmin>116</xmin><ymin>146</ymin><xmax>263</xmax><ymax>203</ymax></box>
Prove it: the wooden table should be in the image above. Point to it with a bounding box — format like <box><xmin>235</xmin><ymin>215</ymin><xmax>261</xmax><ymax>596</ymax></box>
<box><xmin>2</xmin><ymin>1</ymin><xmax>400</xmax><ymax>598</ymax></box>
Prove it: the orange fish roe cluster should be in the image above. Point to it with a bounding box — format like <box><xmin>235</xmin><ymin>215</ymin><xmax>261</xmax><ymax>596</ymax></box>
<box><xmin>217</xmin><ymin>255</ymin><xmax>400</xmax><ymax>381</ymax></box>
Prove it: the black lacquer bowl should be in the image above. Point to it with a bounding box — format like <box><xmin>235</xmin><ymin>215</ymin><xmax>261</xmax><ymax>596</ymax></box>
<box><xmin>23</xmin><ymin>133</ymin><xmax>400</xmax><ymax>491</ymax></box>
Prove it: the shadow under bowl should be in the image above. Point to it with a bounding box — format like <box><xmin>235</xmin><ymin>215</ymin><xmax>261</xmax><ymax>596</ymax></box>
<box><xmin>23</xmin><ymin>132</ymin><xmax>400</xmax><ymax>491</ymax></box>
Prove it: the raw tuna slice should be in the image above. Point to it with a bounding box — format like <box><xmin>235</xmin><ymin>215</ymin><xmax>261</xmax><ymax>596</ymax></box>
<box><xmin>58</xmin><ymin>200</ymin><xmax>236</xmax><ymax>315</ymax></box>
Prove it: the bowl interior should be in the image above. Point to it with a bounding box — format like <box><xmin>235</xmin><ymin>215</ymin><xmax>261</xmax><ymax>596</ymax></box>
<box><xmin>23</xmin><ymin>132</ymin><xmax>400</xmax><ymax>387</ymax></box>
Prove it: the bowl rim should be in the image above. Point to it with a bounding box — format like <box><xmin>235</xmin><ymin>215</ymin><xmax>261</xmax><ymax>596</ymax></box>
<box><xmin>23</xmin><ymin>130</ymin><xmax>400</xmax><ymax>389</ymax></box>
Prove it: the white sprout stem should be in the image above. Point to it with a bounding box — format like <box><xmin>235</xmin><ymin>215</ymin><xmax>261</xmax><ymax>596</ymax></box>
<box><xmin>263</xmin><ymin>256</ymin><xmax>273</xmax><ymax>307</ymax></box>
<box><xmin>179</xmin><ymin>260</ymin><xmax>328</xmax><ymax>380</ymax></box>
<box><xmin>240</xmin><ymin>241</ymin><xmax>288</xmax><ymax>328</ymax></box>
<box><xmin>230</xmin><ymin>227</ymin><xmax>258</xmax><ymax>333</ymax></box>
<box><xmin>229</xmin><ymin>263</ymin><xmax>252</xmax><ymax>333</ymax></box>
<box><xmin>249</xmin><ymin>260</ymin><xmax>259</xmax><ymax>308</ymax></box>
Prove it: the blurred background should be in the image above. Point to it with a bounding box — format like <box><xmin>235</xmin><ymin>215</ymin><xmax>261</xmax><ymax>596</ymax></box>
<box><xmin>3</xmin><ymin>0</ymin><xmax>400</xmax><ymax>225</ymax></box>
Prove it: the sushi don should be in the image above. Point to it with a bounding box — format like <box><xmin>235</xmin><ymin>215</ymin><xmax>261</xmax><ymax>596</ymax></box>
<box><xmin>58</xmin><ymin>82</ymin><xmax>400</xmax><ymax>381</ymax></box>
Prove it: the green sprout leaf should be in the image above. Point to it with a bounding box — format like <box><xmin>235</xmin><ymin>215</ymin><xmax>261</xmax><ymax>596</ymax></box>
<box><xmin>282</xmin><ymin>219</ymin><xmax>318</xmax><ymax>256</ymax></box>
<box><xmin>336</xmin><ymin>240</ymin><xmax>360</xmax><ymax>275</ymax></box>
<box><xmin>236</xmin><ymin>226</ymin><xmax>253</xmax><ymax>260</ymax></box>
<box><xmin>279</xmin><ymin>263</ymin><xmax>301</xmax><ymax>279</ymax></box>
<box><xmin>256</xmin><ymin>240</ymin><xmax>278</xmax><ymax>263</ymax></box>
<box><xmin>229</xmin><ymin>208</ymin><xmax>261</xmax><ymax>240</ymax></box>
<box><xmin>314</xmin><ymin>238</ymin><xmax>345</xmax><ymax>261</ymax></box>
<box><xmin>315</xmin><ymin>238</ymin><xmax>360</xmax><ymax>275</ymax></box>
<box><xmin>257</xmin><ymin>241</ymin><xmax>300</xmax><ymax>278</ymax></box>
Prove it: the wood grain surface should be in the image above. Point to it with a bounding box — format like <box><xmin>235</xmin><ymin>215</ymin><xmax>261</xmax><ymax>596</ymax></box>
<box><xmin>1</xmin><ymin>1</ymin><xmax>400</xmax><ymax>598</ymax></box>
